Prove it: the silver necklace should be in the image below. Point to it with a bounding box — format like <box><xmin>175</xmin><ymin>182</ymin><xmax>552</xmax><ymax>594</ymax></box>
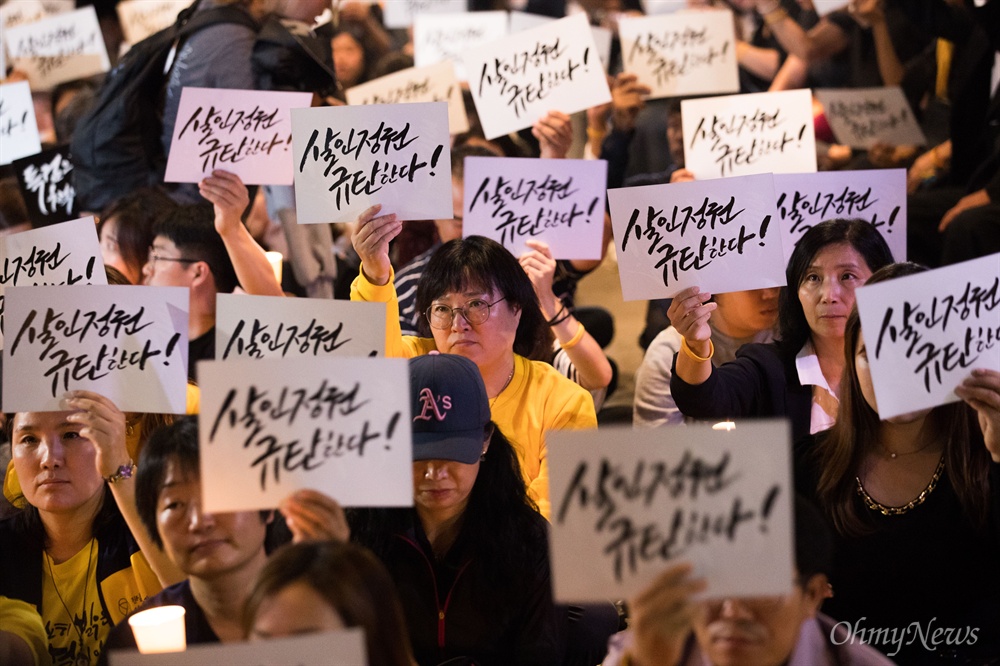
<box><xmin>490</xmin><ymin>363</ymin><xmax>515</xmax><ymax>405</ymax></box>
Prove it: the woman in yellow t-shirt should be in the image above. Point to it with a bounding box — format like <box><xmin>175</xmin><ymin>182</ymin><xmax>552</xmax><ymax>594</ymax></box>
<box><xmin>351</xmin><ymin>205</ymin><xmax>597</xmax><ymax>519</ymax></box>
<box><xmin>0</xmin><ymin>393</ymin><xmax>181</xmax><ymax>666</ymax></box>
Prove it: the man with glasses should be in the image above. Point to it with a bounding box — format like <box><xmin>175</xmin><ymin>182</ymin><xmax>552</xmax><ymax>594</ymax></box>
<box><xmin>141</xmin><ymin>170</ymin><xmax>283</xmax><ymax>381</ymax></box>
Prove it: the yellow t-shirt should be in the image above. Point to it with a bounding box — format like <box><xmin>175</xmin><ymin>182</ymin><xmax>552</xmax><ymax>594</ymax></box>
<box><xmin>41</xmin><ymin>540</ymin><xmax>106</xmax><ymax>666</ymax></box>
<box><xmin>351</xmin><ymin>269</ymin><xmax>598</xmax><ymax>518</ymax></box>
<box><xmin>0</xmin><ymin>596</ymin><xmax>52</xmax><ymax>666</ymax></box>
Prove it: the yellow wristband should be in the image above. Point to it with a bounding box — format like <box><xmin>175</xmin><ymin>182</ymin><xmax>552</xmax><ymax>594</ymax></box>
<box><xmin>764</xmin><ymin>8</ymin><xmax>788</xmax><ymax>25</ymax></box>
<box><xmin>587</xmin><ymin>126</ymin><xmax>606</xmax><ymax>141</ymax></box>
<box><xmin>681</xmin><ymin>337</ymin><xmax>715</xmax><ymax>362</ymax></box>
<box><xmin>560</xmin><ymin>322</ymin><xmax>587</xmax><ymax>350</ymax></box>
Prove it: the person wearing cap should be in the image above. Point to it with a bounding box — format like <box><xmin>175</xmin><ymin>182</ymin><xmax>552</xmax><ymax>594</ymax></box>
<box><xmin>350</xmin><ymin>354</ymin><xmax>561</xmax><ymax>666</ymax></box>
<box><xmin>350</xmin><ymin>209</ymin><xmax>597</xmax><ymax>519</ymax></box>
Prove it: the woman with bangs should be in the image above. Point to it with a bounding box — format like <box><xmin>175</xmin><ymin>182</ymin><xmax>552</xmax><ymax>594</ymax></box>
<box><xmin>796</xmin><ymin>262</ymin><xmax>1000</xmax><ymax>664</ymax></box>
<box><xmin>670</xmin><ymin>218</ymin><xmax>894</xmax><ymax>442</ymax></box>
<box><xmin>350</xmin><ymin>205</ymin><xmax>596</xmax><ymax>520</ymax></box>
<box><xmin>0</xmin><ymin>394</ymin><xmax>181</xmax><ymax>666</ymax></box>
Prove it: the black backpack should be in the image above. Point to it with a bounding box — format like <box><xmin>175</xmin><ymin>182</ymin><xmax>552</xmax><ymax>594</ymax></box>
<box><xmin>70</xmin><ymin>2</ymin><xmax>257</xmax><ymax>212</ymax></box>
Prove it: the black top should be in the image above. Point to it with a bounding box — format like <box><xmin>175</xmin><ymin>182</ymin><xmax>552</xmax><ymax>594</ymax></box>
<box><xmin>795</xmin><ymin>433</ymin><xmax>1000</xmax><ymax>665</ymax></box>
<box><xmin>371</xmin><ymin>511</ymin><xmax>560</xmax><ymax>666</ymax></box>
<box><xmin>100</xmin><ymin>580</ymin><xmax>219</xmax><ymax>664</ymax></box>
<box><xmin>188</xmin><ymin>326</ymin><xmax>216</xmax><ymax>382</ymax></box>
<box><xmin>670</xmin><ymin>342</ymin><xmax>813</xmax><ymax>444</ymax></box>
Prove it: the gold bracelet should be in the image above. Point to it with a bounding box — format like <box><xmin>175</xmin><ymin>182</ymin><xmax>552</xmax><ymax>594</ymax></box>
<box><xmin>560</xmin><ymin>322</ymin><xmax>587</xmax><ymax>350</ymax></box>
<box><xmin>681</xmin><ymin>337</ymin><xmax>714</xmax><ymax>362</ymax></box>
<box><xmin>587</xmin><ymin>126</ymin><xmax>606</xmax><ymax>142</ymax></box>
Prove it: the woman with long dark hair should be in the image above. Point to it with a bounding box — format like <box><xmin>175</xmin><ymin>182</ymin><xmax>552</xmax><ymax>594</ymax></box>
<box><xmin>670</xmin><ymin>218</ymin><xmax>894</xmax><ymax>441</ymax></box>
<box><xmin>797</xmin><ymin>262</ymin><xmax>1000</xmax><ymax>664</ymax></box>
<box><xmin>349</xmin><ymin>354</ymin><xmax>559</xmax><ymax>665</ymax></box>
<box><xmin>351</xmin><ymin>208</ymin><xmax>596</xmax><ymax>519</ymax></box>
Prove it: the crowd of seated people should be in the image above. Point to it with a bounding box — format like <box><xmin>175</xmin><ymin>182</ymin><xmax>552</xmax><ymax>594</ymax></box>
<box><xmin>1</xmin><ymin>1</ymin><xmax>998</xmax><ymax>665</ymax></box>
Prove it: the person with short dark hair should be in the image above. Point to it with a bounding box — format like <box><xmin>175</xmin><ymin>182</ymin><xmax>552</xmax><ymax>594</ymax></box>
<box><xmin>101</xmin><ymin>416</ymin><xmax>347</xmax><ymax>660</ymax></box>
<box><xmin>349</xmin><ymin>354</ymin><xmax>561</xmax><ymax>665</ymax></box>
<box><xmin>351</xmin><ymin>214</ymin><xmax>597</xmax><ymax>519</ymax></box>
<box><xmin>140</xmin><ymin>171</ymin><xmax>282</xmax><ymax>381</ymax></box>
<box><xmin>671</xmin><ymin>219</ymin><xmax>895</xmax><ymax>443</ymax></box>
<box><xmin>604</xmin><ymin>497</ymin><xmax>895</xmax><ymax>666</ymax></box>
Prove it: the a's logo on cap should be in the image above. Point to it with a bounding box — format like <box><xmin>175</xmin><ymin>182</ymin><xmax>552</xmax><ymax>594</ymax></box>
<box><xmin>414</xmin><ymin>387</ymin><xmax>452</xmax><ymax>422</ymax></box>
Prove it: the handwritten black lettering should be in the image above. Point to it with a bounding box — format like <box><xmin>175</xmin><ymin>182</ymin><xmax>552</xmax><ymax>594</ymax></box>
<box><xmin>554</xmin><ymin>451</ymin><xmax>780</xmax><ymax>582</ymax></box>
<box><xmin>477</xmin><ymin>39</ymin><xmax>590</xmax><ymax>117</ymax></box>
<box><xmin>628</xmin><ymin>29</ymin><xmax>730</xmax><ymax>87</ymax></box>
<box><xmin>222</xmin><ymin>317</ymin><xmax>355</xmax><ymax>359</ymax></box>
<box><xmin>874</xmin><ymin>278</ymin><xmax>1000</xmax><ymax>392</ymax></box>
<box><xmin>690</xmin><ymin>109</ymin><xmax>806</xmax><ymax>177</ymax></box>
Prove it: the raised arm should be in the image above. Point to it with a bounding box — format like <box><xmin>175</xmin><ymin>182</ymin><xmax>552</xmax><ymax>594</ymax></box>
<box><xmin>668</xmin><ymin>286</ymin><xmax>718</xmax><ymax>387</ymax></box>
<box><xmin>754</xmin><ymin>1</ymin><xmax>849</xmax><ymax>63</ymax></box>
<box><xmin>956</xmin><ymin>369</ymin><xmax>1000</xmax><ymax>463</ymax></box>
<box><xmin>200</xmin><ymin>170</ymin><xmax>283</xmax><ymax>296</ymax></box>
<box><xmin>519</xmin><ymin>240</ymin><xmax>612</xmax><ymax>391</ymax></box>
<box><xmin>64</xmin><ymin>391</ymin><xmax>185</xmax><ymax>587</ymax></box>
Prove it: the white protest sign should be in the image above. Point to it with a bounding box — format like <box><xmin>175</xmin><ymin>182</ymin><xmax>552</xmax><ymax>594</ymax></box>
<box><xmin>0</xmin><ymin>80</ymin><xmax>41</xmax><ymax>165</ymax></box>
<box><xmin>413</xmin><ymin>11</ymin><xmax>508</xmax><ymax>80</ymax></box>
<box><xmin>683</xmin><ymin>89</ymin><xmax>817</xmax><ymax>179</ymax></box>
<box><xmin>548</xmin><ymin>421</ymin><xmax>794</xmax><ymax>602</ymax></box>
<box><xmin>2</xmin><ymin>285</ymin><xmax>189</xmax><ymax>413</ymax></box>
<box><xmin>109</xmin><ymin>629</ymin><xmax>367</xmax><ymax>666</ymax></box>
<box><xmin>508</xmin><ymin>13</ymin><xmax>613</xmax><ymax>71</ymax></box>
<box><xmin>855</xmin><ymin>255</ymin><xmax>1000</xmax><ymax>420</ymax></box>
<box><xmin>608</xmin><ymin>173</ymin><xmax>784</xmax><ymax>301</ymax></box>
<box><xmin>116</xmin><ymin>0</ymin><xmax>187</xmax><ymax>45</ymax></box>
<box><xmin>198</xmin><ymin>357</ymin><xmax>413</xmax><ymax>512</ymax></box>
<box><xmin>619</xmin><ymin>10</ymin><xmax>739</xmax><ymax>100</ymax></box>
<box><xmin>644</xmin><ymin>0</ymin><xmax>687</xmax><ymax>14</ymax></box>
<box><xmin>164</xmin><ymin>87</ymin><xmax>312</xmax><ymax>185</ymax></box>
<box><xmin>0</xmin><ymin>0</ymin><xmax>72</xmax><ymax>30</ymax></box>
<box><xmin>292</xmin><ymin>102</ymin><xmax>452</xmax><ymax>224</ymax></box>
<box><xmin>383</xmin><ymin>0</ymin><xmax>464</xmax><ymax>29</ymax></box>
<box><xmin>5</xmin><ymin>6</ymin><xmax>110</xmax><ymax>91</ymax></box>
<box><xmin>465</xmin><ymin>13</ymin><xmax>611</xmax><ymax>140</ymax></box>
<box><xmin>815</xmin><ymin>87</ymin><xmax>926</xmax><ymax>150</ymax></box>
<box><xmin>774</xmin><ymin>169</ymin><xmax>907</xmax><ymax>264</ymax></box>
<box><xmin>216</xmin><ymin>294</ymin><xmax>386</xmax><ymax>360</ymax></box>
<box><xmin>346</xmin><ymin>60</ymin><xmax>469</xmax><ymax>135</ymax></box>
<box><xmin>0</xmin><ymin>216</ymin><xmax>106</xmax><ymax>348</ymax></box>
<box><xmin>463</xmin><ymin>156</ymin><xmax>607</xmax><ymax>260</ymax></box>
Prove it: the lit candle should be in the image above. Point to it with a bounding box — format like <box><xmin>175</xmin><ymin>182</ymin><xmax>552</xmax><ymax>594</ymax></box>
<box><xmin>265</xmin><ymin>251</ymin><xmax>283</xmax><ymax>285</ymax></box>
<box><xmin>128</xmin><ymin>605</ymin><xmax>187</xmax><ymax>654</ymax></box>
<box><xmin>712</xmin><ymin>420</ymin><xmax>736</xmax><ymax>432</ymax></box>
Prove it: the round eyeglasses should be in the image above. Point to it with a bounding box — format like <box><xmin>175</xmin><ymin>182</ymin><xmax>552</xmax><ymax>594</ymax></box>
<box><xmin>425</xmin><ymin>297</ymin><xmax>506</xmax><ymax>329</ymax></box>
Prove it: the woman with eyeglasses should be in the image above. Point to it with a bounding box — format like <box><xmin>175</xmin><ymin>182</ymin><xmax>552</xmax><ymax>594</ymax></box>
<box><xmin>350</xmin><ymin>204</ymin><xmax>596</xmax><ymax>520</ymax></box>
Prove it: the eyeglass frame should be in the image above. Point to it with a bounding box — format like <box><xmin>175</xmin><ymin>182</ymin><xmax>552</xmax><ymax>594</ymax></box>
<box><xmin>146</xmin><ymin>246</ymin><xmax>198</xmax><ymax>267</ymax></box>
<box><xmin>424</xmin><ymin>296</ymin><xmax>507</xmax><ymax>330</ymax></box>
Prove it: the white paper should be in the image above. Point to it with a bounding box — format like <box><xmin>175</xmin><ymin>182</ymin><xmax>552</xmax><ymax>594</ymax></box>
<box><xmin>2</xmin><ymin>285</ymin><xmax>189</xmax><ymax>413</ymax></box>
<box><xmin>291</xmin><ymin>102</ymin><xmax>452</xmax><ymax>224</ymax></box>
<box><xmin>164</xmin><ymin>87</ymin><xmax>312</xmax><ymax>185</ymax></box>
<box><xmin>548</xmin><ymin>421</ymin><xmax>794</xmax><ymax>602</ymax></box>
<box><xmin>607</xmin><ymin>173</ymin><xmax>785</xmax><ymax>301</ymax></box>
<box><xmin>383</xmin><ymin>0</ymin><xmax>465</xmax><ymax>29</ymax></box>
<box><xmin>116</xmin><ymin>0</ymin><xmax>187</xmax><ymax>45</ymax></box>
<box><xmin>774</xmin><ymin>169</ymin><xmax>907</xmax><ymax>264</ymax></box>
<box><xmin>198</xmin><ymin>357</ymin><xmax>414</xmax><ymax>512</ymax></box>
<box><xmin>508</xmin><ymin>13</ymin><xmax>612</xmax><ymax>71</ymax></box>
<box><xmin>465</xmin><ymin>13</ymin><xmax>611</xmax><ymax>140</ymax></box>
<box><xmin>463</xmin><ymin>156</ymin><xmax>607</xmax><ymax>260</ymax></box>
<box><xmin>0</xmin><ymin>80</ymin><xmax>41</xmax><ymax>165</ymax></box>
<box><xmin>215</xmin><ymin>294</ymin><xmax>386</xmax><ymax>360</ymax></box>
<box><xmin>109</xmin><ymin>629</ymin><xmax>367</xmax><ymax>666</ymax></box>
<box><xmin>682</xmin><ymin>89</ymin><xmax>817</xmax><ymax>179</ymax></box>
<box><xmin>619</xmin><ymin>10</ymin><xmax>739</xmax><ymax>100</ymax></box>
<box><xmin>815</xmin><ymin>87</ymin><xmax>927</xmax><ymax>150</ymax></box>
<box><xmin>0</xmin><ymin>0</ymin><xmax>71</xmax><ymax>30</ymax></box>
<box><xmin>413</xmin><ymin>11</ymin><xmax>508</xmax><ymax>81</ymax></box>
<box><xmin>4</xmin><ymin>6</ymin><xmax>111</xmax><ymax>90</ymax></box>
<box><xmin>854</xmin><ymin>255</ymin><xmax>1000</xmax><ymax>420</ymax></box>
<box><xmin>347</xmin><ymin>61</ymin><xmax>469</xmax><ymax>135</ymax></box>
<box><xmin>0</xmin><ymin>216</ymin><xmax>106</xmax><ymax>348</ymax></box>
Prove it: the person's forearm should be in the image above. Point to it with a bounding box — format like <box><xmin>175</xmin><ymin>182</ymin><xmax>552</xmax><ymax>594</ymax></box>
<box><xmin>553</xmin><ymin>316</ymin><xmax>612</xmax><ymax>390</ymax></box>
<box><xmin>674</xmin><ymin>342</ymin><xmax>713</xmax><ymax>386</ymax></box>
<box><xmin>110</xmin><ymin>481</ymin><xmax>185</xmax><ymax>586</ymax></box>
<box><xmin>871</xmin><ymin>19</ymin><xmax>904</xmax><ymax>86</ymax></box>
<box><xmin>737</xmin><ymin>41</ymin><xmax>782</xmax><ymax>81</ymax></box>
<box><xmin>217</xmin><ymin>219</ymin><xmax>283</xmax><ymax>296</ymax></box>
